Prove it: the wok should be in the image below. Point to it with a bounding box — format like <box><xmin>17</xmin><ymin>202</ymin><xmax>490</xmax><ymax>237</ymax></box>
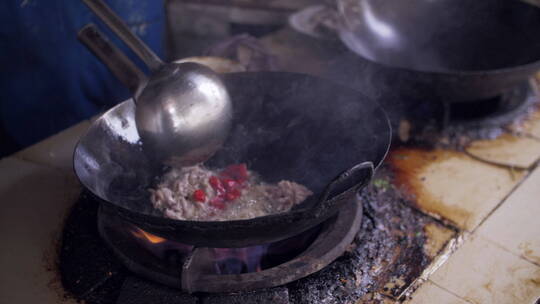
<box><xmin>74</xmin><ymin>71</ymin><xmax>391</xmax><ymax>248</ymax></box>
<box><xmin>337</xmin><ymin>0</ymin><xmax>540</xmax><ymax>103</ymax></box>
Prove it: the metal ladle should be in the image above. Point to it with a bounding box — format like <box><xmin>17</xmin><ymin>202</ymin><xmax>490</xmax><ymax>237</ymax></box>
<box><xmin>80</xmin><ymin>0</ymin><xmax>232</xmax><ymax>166</ymax></box>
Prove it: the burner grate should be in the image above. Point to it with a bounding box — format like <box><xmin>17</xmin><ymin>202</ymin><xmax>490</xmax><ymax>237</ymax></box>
<box><xmin>446</xmin><ymin>80</ymin><xmax>538</xmax><ymax>128</ymax></box>
<box><xmin>97</xmin><ymin>195</ymin><xmax>361</xmax><ymax>293</ymax></box>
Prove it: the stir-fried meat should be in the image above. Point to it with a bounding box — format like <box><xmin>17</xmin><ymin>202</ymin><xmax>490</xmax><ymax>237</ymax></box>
<box><xmin>150</xmin><ymin>164</ymin><xmax>312</xmax><ymax>221</ymax></box>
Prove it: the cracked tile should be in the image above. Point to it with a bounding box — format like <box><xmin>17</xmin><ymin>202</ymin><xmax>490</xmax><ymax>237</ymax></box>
<box><xmin>465</xmin><ymin>133</ymin><xmax>540</xmax><ymax>169</ymax></box>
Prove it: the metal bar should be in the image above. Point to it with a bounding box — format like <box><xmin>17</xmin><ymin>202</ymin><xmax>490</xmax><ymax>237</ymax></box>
<box><xmin>170</xmin><ymin>0</ymin><xmax>314</xmax><ymax>12</ymax></box>
<box><xmin>83</xmin><ymin>0</ymin><xmax>164</xmax><ymax>71</ymax></box>
<box><xmin>78</xmin><ymin>24</ymin><xmax>147</xmax><ymax>95</ymax></box>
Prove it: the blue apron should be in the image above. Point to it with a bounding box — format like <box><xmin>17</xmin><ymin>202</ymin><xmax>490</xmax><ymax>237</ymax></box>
<box><xmin>0</xmin><ymin>0</ymin><xmax>164</xmax><ymax>147</ymax></box>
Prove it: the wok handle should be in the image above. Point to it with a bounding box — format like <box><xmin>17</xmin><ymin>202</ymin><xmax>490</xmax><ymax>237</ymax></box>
<box><xmin>82</xmin><ymin>0</ymin><xmax>164</xmax><ymax>72</ymax></box>
<box><xmin>78</xmin><ymin>24</ymin><xmax>147</xmax><ymax>96</ymax></box>
<box><xmin>317</xmin><ymin>161</ymin><xmax>374</xmax><ymax>212</ymax></box>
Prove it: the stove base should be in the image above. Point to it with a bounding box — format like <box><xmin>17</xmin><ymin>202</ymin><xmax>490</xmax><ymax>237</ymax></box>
<box><xmin>97</xmin><ymin>196</ymin><xmax>362</xmax><ymax>293</ymax></box>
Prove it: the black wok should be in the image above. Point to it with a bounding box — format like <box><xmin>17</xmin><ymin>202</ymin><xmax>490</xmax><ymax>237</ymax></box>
<box><xmin>73</xmin><ymin>72</ymin><xmax>391</xmax><ymax>247</ymax></box>
<box><xmin>337</xmin><ymin>0</ymin><xmax>540</xmax><ymax>103</ymax></box>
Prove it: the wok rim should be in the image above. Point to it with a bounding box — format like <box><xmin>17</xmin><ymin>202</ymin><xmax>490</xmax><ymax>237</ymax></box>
<box><xmin>338</xmin><ymin>25</ymin><xmax>540</xmax><ymax>77</ymax></box>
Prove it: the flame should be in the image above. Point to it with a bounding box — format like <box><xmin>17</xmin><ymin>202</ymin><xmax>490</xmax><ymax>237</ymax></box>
<box><xmin>131</xmin><ymin>227</ymin><xmax>167</xmax><ymax>244</ymax></box>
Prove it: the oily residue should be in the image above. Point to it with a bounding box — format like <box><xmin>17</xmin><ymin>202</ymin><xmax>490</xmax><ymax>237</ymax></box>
<box><xmin>499</xmin><ymin>267</ymin><xmax>540</xmax><ymax>304</ymax></box>
<box><xmin>422</xmin><ymin>223</ymin><xmax>457</xmax><ymax>259</ymax></box>
<box><xmin>388</xmin><ymin>147</ymin><xmax>472</xmax><ymax>228</ymax></box>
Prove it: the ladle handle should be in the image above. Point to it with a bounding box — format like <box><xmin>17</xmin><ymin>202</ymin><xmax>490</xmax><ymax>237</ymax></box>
<box><xmin>315</xmin><ymin>161</ymin><xmax>374</xmax><ymax>216</ymax></box>
<box><xmin>78</xmin><ymin>24</ymin><xmax>147</xmax><ymax>95</ymax></box>
<box><xmin>82</xmin><ymin>0</ymin><xmax>164</xmax><ymax>72</ymax></box>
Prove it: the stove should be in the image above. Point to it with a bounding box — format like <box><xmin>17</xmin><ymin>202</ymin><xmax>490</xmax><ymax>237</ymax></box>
<box><xmin>57</xmin><ymin>166</ymin><xmax>457</xmax><ymax>304</ymax></box>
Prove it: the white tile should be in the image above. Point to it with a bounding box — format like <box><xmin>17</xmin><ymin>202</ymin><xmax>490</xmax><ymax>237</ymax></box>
<box><xmin>0</xmin><ymin>157</ymin><xmax>81</xmax><ymax>303</ymax></box>
<box><xmin>405</xmin><ymin>281</ymin><xmax>469</xmax><ymax>304</ymax></box>
<box><xmin>477</xmin><ymin>166</ymin><xmax>540</xmax><ymax>265</ymax></box>
<box><xmin>430</xmin><ymin>235</ymin><xmax>540</xmax><ymax>304</ymax></box>
<box><xmin>14</xmin><ymin>120</ymin><xmax>90</xmax><ymax>171</ymax></box>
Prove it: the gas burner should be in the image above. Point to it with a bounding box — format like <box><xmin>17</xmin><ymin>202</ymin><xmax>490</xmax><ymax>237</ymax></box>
<box><xmin>97</xmin><ymin>196</ymin><xmax>362</xmax><ymax>293</ymax></box>
<box><xmin>322</xmin><ymin>52</ymin><xmax>539</xmax><ymax>141</ymax></box>
<box><xmin>406</xmin><ymin>80</ymin><xmax>540</xmax><ymax>147</ymax></box>
<box><xmin>446</xmin><ymin>80</ymin><xmax>538</xmax><ymax>128</ymax></box>
<box><xmin>59</xmin><ymin>169</ymin><xmax>453</xmax><ymax>304</ymax></box>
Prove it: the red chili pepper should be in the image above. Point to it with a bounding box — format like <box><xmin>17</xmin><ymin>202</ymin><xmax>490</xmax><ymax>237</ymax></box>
<box><xmin>209</xmin><ymin>176</ymin><xmax>220</xmax><ymax>187</ymax></box>
<box><xmin>221</xmin><ymin>178</ymin><xmax>238</xmax><ymax>191</ymax></box>
<box><xmin>210</xmin><ymin>197</ymin><xmax>225</xmax><ymax>209</ymax></box>
<box><xmin>220</xmin><ymin>163</ymin><xmax>248</xmax><ymax>183</ymax></box>
<box><xmin>225</xmin><ymin>188</ymin><xmax>241</xmax><ymax>201</ymax></box>
<box><xmin>209</xmin><ymin>176</ymin><xmax>225</xmax><ymax>194</ymax></box>
<box><xmin>192</xmin><ymin>189</ymin><xmax>206</xmax><ymax>202</ymax></box>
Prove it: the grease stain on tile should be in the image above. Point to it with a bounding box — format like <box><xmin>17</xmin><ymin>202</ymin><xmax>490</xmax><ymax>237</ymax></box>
<box><xmin>388</xmin><ymin>148</ymin><xmax>526</xmax><ymax>230</ymax></box>
<box><xmin>422</xmin><ymin>223</ymin><xmax>456</xmax><ymax>259</ymax></box>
